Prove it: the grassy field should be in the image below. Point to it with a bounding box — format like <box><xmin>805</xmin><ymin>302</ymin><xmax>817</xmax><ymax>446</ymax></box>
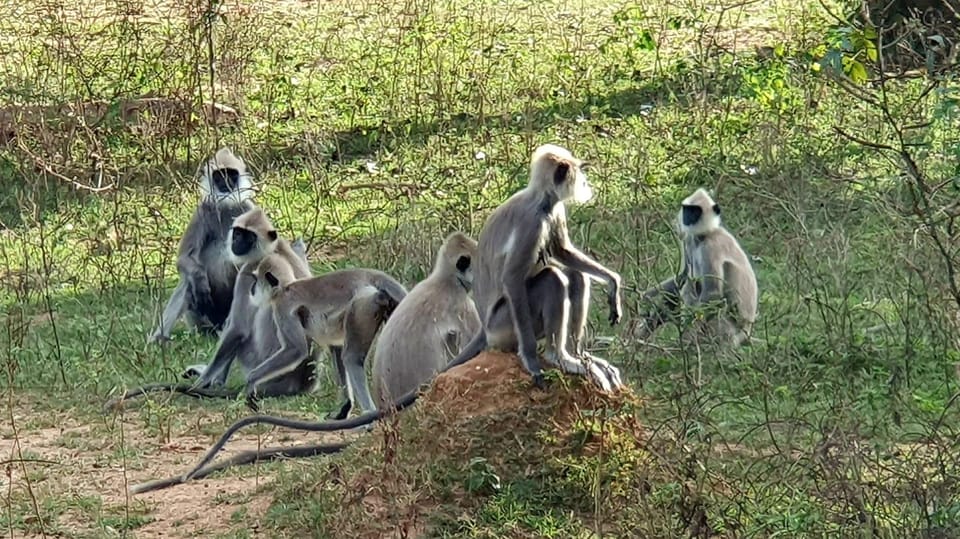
<box><xmin>1</xmin><ymin>0</ymin><xmax>959</xmax><ymax>537</ymax></box>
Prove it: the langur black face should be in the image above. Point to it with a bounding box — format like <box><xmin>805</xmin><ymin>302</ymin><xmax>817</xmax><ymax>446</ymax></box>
<box><xmin>211</xmin><ymin>167</ymin><xmax>240</xmax><ymax>195</ymax></box>
<box><xmin>231</xmin><ymin>227</ymin><xmax>258</xmax><ymax>256</ymax></box>
<box><xmin>681</xmin><ymin>204</ymin><xmax>702</xmax><ymax>227</ymax></box>
<box><xmin>455</xmin><ymin>254</ymin><xmax>472</xmax><ymax>291</ymax></box>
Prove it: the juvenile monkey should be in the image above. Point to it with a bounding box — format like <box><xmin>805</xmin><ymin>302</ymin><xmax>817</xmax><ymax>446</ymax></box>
<box><xmin>149</xmin><ymin>147</ymin><xmax>256</xmax><ymax>343</ymax></box>
<box><xmin>637</xmin><ymin>187</ymin><xmax>758</xmax><ymax>347</ymax></box>
<box><xmin>143</xmin><ymin>144</ymin><xmax>625</xmax><ymax>490</ymax></box>
<box><xmin>371</xmin><ymin>232</ymin><xmax>481</xmax><ymax>406</ymax></box>
<box><xmin>241</xmin><ymin>261</ymin><xmax>408</xmax><ymax>415</ymax></box>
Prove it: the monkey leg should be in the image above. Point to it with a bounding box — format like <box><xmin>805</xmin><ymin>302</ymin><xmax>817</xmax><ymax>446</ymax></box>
<box><xmin>326</xmin><ymin>346</ymin><xmax>353</xmax><ymax>420</ymax></box>
<box><xmin>637</xmin><ymin>276</ymin><xmax>684</xmax><ymax>340</ymax></box>
<box><xmin>556</xmin><ymin>267</ymin><xmax>623</xmax><ymax>390</ymax></box>
<box><xmin>563</xmin><ymin>267</ymin><xmax>590</xmax><ymax>355</ymax></box>
<box><xmin>150</xmin><ymin>280</ymin><xmax>188</xmax><ymax>343</ymax></box>
<box><xmin>339</xmin><ymin>294</ymin><xmax>384</xmax><ymax>415</ymax></box>
<box><xmin>245</xmin><ymin>313</ymin><xmax>311</xmax><ymax>405</ymax></box>
<box><xmin>488</xmin><ymin>268</ymin><xmax>617</xmax><ymax>391</ymax></box>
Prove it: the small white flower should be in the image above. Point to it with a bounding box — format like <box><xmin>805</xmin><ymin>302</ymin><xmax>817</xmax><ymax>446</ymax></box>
<box><xmin>475</xmin><ymin>151</ymin><xmax>486</xmax><ymax>160</ymax></box>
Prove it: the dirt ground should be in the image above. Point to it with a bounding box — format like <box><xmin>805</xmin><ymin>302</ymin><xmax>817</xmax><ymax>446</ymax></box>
<box><xmin>1</xmin><ymin>399</ymin><xmax>353</xmax><ymax>538</ymax></box>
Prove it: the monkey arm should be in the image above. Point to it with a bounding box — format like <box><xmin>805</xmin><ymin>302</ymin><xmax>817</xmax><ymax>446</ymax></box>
<box><xmin>501</xmin><ymin>248</ymin><xmax>544</xmax><ymax>381</ymax></box>
<box><xmin>696</xmin><ymin>256</ymin><xmax>727</xmax><ymax>317</ymax></box>
<box><xmin>551</xmin><ymin>244</ymin><xmax>622</xmax><ymax>326</ymax></box>
<box><xmin>196</xmin><ymin>330</ymin><xmax>246</xmax><ymax>388</ymax></box>
<box><xmin>246</xmin><ymin>307</ymin><xmax>310</xmax><ymax>394</ymax></box>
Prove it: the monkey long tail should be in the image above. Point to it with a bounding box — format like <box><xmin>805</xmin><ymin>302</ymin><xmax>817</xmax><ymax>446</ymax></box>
<box><xmin>103</xmin><ymin>383</ymin><xmax>240</xmax><ymax>412</ymax></box>
<box><xmin>129</xmin><ymin>441</ymin><xmax>350</xmax><ymax>495</ymax></box>
<box><xmin>181</xmin><ymin>332</ymin><xmax>488</xmax><ymax>482</ymax></box>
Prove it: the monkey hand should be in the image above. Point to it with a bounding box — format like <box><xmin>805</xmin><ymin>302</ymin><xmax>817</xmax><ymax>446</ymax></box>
<box><xmin>244</xmin><ymin>388</ymin><xmax>261</xmax><ymax>412</ymax></box>
<box><xmin>181</xmin><ymin>364</ymin><xmax>208</xmax><ymax>379</ymax></box>
<box><xmin>517</xmin><ymin>348</ymin><xmax>547</xmax><ymax>391</ymax></box>
<box><xmin>189</xmin><ymin>279</ymin><xmax>215</xmax><ymax>316</ymax></box>
<box><xmin>607</xmin><ymin>288</ymin><xmax>623</xmax><ymax>326</ymax></box>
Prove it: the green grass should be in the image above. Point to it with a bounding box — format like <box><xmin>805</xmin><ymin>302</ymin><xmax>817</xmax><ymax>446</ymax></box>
<box><xmin>1</xmin><ymin>0</ymin><xmax>959</xmax><ymax>537</ymax></box>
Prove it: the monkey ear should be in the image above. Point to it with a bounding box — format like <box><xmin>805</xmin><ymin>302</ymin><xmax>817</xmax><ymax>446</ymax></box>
<box><xmin>712</xmin><ymin>204</ymin><xmax>721</xmax><ymax>216</ymax></box>
<box><xmin>553</xmin><ymin>161</ymin><xmax>570</xmax><ymax>184</ymax></box>
<box><xmin>456</xmin><ymin>255</ymin><xmax>471</xmax><ymax>272</ymax></box>
<box><xmin>265</xmin><ymin>272</ymin><xmax>280</xmax><ymax>288</ymax></box>
<box><xmin>267</xmin><ymin>230</ymin><xmax>278</xmax><ymax>242</ymax></box>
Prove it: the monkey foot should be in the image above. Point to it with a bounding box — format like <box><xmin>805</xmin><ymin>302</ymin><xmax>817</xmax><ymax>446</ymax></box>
<box><xmin>581</xmin><ymin>353</ymin><xmax>623</xmax><ymax>392</ymax></box>
<box><xmin>181</xmin><ymin>364</ymin><xmax>208</xmax><ymax>379</ymax></box>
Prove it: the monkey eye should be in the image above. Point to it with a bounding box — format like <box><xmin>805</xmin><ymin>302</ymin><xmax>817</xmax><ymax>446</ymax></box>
<box><xmin>267</xmin><ymin>230</ymin><xmax>278</xmax><ymax>241</ymax></box>
<box><xmin>553</xmin><ymin>162</ymin><xmax>570</xmax><ymax>184</ymax></box>
<box><xmin>456</xmin><ymin>255</ymin><xmax>471</xmax><ymax>272</ymax></box>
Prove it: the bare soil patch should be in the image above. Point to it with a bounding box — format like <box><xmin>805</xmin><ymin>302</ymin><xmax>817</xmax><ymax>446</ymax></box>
<box><xmin>1</xmin><ymin>399</ymin><xmax>351</xmax><ymax>538</ymax></box>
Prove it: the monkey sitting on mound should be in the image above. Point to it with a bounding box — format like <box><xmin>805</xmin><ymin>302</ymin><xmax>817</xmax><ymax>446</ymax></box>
<box><xmin>637</xmin><ymin>187</ymin><xmax>758</xmax><ymax>347</ymax></box>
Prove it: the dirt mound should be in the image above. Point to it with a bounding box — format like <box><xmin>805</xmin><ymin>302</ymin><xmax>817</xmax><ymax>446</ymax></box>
<box><xmin>273</xmin><ymin>352</ymin><xmax>649</xmax><ymax>538</ymax></box>
<box><xmin>424</xmin><ymin>351</ymin><xmax>555</xmax><ymax>420</ymax></box>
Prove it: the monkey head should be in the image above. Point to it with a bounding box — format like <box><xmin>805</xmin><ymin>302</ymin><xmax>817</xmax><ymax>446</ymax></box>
<box><xmin>228</xmin><ymin>208</ymin><xmax>279</xmax><ymax>266</ymax></box>
<box><xmin>529</xmin><ymin>144</ymin><xmax>593</xmax><ymax>205</ymax></box>
<box><xmin>679</xmin><ymin>188</ymin><xmax>721</xmax><ymax>237</ymax></box>
<box><xmin>198</xmin><ymin>147</ymin><xmax>254</xmax><ymax>207</ymax></box>
<box><xmin>251</xmin><ymin>254</ymin><xmax>296</xmax><ymax>306</ymax></box>
<box><xmin>436</xmin><ymin>232</ymin><xmax>478</xmax><ymax>292</ymax></box>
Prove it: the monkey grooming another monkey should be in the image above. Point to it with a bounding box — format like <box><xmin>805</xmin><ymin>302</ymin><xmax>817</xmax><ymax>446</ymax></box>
<box><xmin>140</xmin><ymin>144</ymin><xmax>626</xmax><ymax>491</ymax></box>
<box><xmin>149</xmin><ymin>147</ymin><xmax>256</xmax><ymax>344</ymax></box>
<box><xmin>637</xmin><ymin>187</ymin><xmax>758</xmax><ymax>347</ymax></box>
<box><xmin>106</xmin><ymin>209</ymin><xmax>318</xmax><ymax>412</ymax></box>
<box><xmin>371</xmin><ymin>232</ymin><xmax>482</xmax><ymax>407</ymax></box>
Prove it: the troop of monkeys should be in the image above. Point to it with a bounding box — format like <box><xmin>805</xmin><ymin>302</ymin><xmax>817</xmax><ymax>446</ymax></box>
<box><xmin>108</xmin><ymin>144</ymin><xmax>758</xmax><ymax>493</ymax></box>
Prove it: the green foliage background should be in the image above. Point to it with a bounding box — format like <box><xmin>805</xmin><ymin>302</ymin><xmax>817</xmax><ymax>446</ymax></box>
<box><xmin>1</xmin><ymin>0</ymin><xmax>959</xmax><ymax>537</ymax></box>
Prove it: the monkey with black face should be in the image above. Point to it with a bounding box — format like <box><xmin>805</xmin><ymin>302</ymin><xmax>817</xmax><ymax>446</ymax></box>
<box><xmin>141</xmin><ymin>144</ymin><xmax>626</xmax><ymax>492</ymax></box>
<box><xmin>149</xmin><ymin>147</ymin><xmax>256</xmax><ymax>344</ymax></box>
<box><xmin>637</xmin><ymin>188</ymin><xmax>758</xmax><ymax>347</ymax></box>
<box><xmin>188</xmin><ymin>207</ymin><xmax>316</xmax><ymax>395</ymax></box>
<box><xmin>106</xmin><ymin>209</ymin><xmax>319</xmax><ymax>411</ymax></box>
<box><xmin>371</xmin><ymin>232</ymin><xmax>481</xmax><ymax>407</ymax></box>
<box><xmin>466</xmin><ymin>143</ymin><xmax>624</xmax><ymax>391</ymax></box>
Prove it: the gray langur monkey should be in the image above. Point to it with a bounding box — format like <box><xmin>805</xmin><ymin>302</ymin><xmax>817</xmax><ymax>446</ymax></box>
<box><xmin>105</xmin><ymin>208</ymin><xmax>320</xmax><ymax>411</ymax></box>
<box><xmin>637</xmin><ymin>187</ymin><xmax>758</xmax><ymax>347</ymax></box>
<box><xmin>149</xmin><ymin>147</ymin><xmax>256</xmax><ymax>344</ymax></box>
<box><xmin>130</xmin><ymin>144</ymin><xmax>627</xmax><ymax>495</ymax></box>
<box><xmin>187</xmin><ymin>208</ymin><xmax>318</xmax><ymax>398</ymax></box>
<box><xmin>241</xmin><ymin>260</ymin><xmax>408</xmax><ymax>415</ymax></box>
<box><xmin>464</xmin><ymin>143</ymin><xmax>624</xmax><ymax>392</ymax></box>
<box><xmin>371</xmin><ymin>232</ymin><xmax>482</xmax><ymax>407</ymax></box>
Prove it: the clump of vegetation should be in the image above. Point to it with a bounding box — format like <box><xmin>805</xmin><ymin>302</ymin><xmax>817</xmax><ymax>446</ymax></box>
<box><xmin>267</xmin><ymin>352</ymin><xmax>656</xmax><ymax>538</ymax></box>
<box><xmin>2</xmin><ymin>0</ymin><xmax>959</xmax><ymax>537</ymax></box>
